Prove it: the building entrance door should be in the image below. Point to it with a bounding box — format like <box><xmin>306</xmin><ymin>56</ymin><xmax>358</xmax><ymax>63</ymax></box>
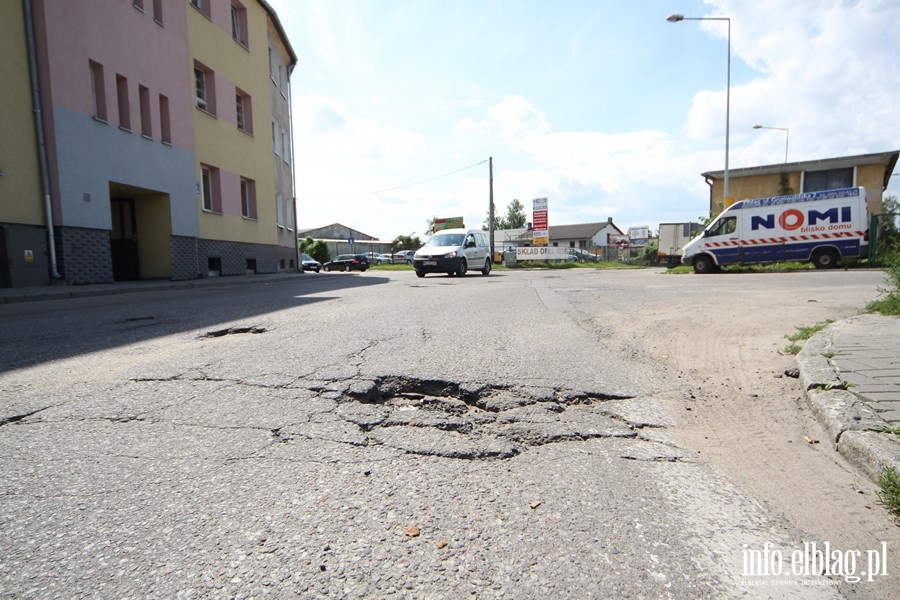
<box><xmin>110</xmin><ymin>197</ymin><xmax>139</xmax><ymax>280</ymax></box>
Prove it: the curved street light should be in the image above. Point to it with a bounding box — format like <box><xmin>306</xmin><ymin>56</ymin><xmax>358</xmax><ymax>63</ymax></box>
<box><xmin>753</xmin><ymin>124</ymin><xmax>789</xmax><ymax>163</ymax></box>
<box><xmin>667</xmin><ymin>13</ymin><xmax>732</xmax><ymax>205</ymax></box>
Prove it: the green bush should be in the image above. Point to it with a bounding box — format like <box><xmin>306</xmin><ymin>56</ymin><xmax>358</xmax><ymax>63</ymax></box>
<box><xmin>298</xmin><ymin>237</ymin><xmax>329</xmax><ymax>264</ymax></box>
<box><xmin>877</xmin><ymin>467</ymin><xmax>900</xmax><ymax>517</ymax></box>
<box><xmin>867</xmin><ymin>251</ymin><xmax>900</xmax><ymax>316</ymax></box>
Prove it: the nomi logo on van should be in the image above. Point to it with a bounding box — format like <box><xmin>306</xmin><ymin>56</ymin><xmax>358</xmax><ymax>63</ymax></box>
<box><xmin>751</xmin><ymin>206</ymin><xmax>854</xmax><ymax>232</ymax></box>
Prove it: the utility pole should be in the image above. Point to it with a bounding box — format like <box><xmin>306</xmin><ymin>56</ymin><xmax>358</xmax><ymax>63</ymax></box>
<box><xmin>488</xmin><ymin>157</ymin><xmax>495</xmax><ymax>260</ymax></box>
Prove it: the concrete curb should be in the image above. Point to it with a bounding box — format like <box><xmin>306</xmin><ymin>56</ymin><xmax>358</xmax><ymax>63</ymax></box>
<box><xmin>797</xmin><ymin>322</ymin><xmax>900</xmax><ymax>485</ymax></box>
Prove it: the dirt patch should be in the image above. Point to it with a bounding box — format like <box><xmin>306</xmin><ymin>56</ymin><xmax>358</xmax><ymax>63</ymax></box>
<box><xmin>599</xmin><ymin>271</ymin><xmax>900</xmax><ymax>598</ymax></box>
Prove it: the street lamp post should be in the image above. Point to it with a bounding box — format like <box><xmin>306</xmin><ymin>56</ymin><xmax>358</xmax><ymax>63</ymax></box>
<box><xmin>667</xmin><ymin>13</ymin><xmax>731</xmax><ymax>206</ymax></box>
<box><xmin>752</xmin><ymin>124</ymin><xmax>789</xmax><ymax>163</ymax></box>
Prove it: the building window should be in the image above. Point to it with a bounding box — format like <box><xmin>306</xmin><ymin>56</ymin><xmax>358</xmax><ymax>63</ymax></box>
<box><xmin>231</xmin><ymin>2</ymin><xmax>248</xmax><ymax>47</ymax></box>
<box><xmin>236</xmin><ymin>89</ymin><xmax>252</xmax><ymax>133</ymax></box>
<box><xmin>116</xmin><ymin>74</ymin><xmax>131</xmax><ymax>130</ymax></box>
<box><xmin>268</xmin><ymin>48</ymin><xmax>276</xmax><ymax>82</ymax></box>
<box><xmin>139</xmin><ymin>85</ymin><xmax>152</xmax><ymax>137</ymax></box>
<box><xmin>803</xmin><ymin>168</ymin><xmax>854</xmax><ymax>193</ymax></box>
<box><xmin>159</xmin><ymin>94</ymin><xmax>171</xmax><ymax>143</ymax></box>
<box><xmin>89</xmin><ymin>61</ymin><xmax>107</xmax><ymax>121</ymax></box>
<box><xmin>276</xmin><ymin>193</ymin><xmax>284</xmax><ymax>227</ymax></box>
<box><xmin>281</xmin><ymin>131</ymin><xmax>289</xmax><ymax>163</ymax></box>
<box><xmin>152</xmin><ymin>0</ymin><xmax>163</xmax><ymax>24</ymax></box>
<box><xmin>272</xmin><ymin>121</ymin><xmax>280</xmax><ymax>156</ymax></box>
<box><xmin>194</xmin><ymin>63</ymin><xmax>215</xmax><ymax>114</ymax></box>
<box><xmin>189</xmin><ymin>0</ymin><xmax>209</xmax><ymax>17</ymax></box>
<box><xmin>240</xmin><ymin>177</ymin><xmax>256</xmax><ymax>218</ymax></box>
<box><xmin>200</xmin><ymin>165</ymin><xmax>221</xmax><ymax>212</ymax></box>
<box><xmin>132</xmin><ymin>0</ymin><xmax>144</xmax><ymax>11</ymax></box>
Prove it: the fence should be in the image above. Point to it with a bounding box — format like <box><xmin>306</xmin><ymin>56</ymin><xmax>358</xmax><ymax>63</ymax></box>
<box><xmin>869</xmin><ymin>213</ymin><xmax>900</xmax><ymax>266</ymax></box>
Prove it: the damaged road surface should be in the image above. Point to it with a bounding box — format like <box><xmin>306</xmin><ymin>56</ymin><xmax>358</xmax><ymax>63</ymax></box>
<box><xmin>0</xmin><ymin>270</ymin><xmax>893</xmax><ymax>598</ymax></box>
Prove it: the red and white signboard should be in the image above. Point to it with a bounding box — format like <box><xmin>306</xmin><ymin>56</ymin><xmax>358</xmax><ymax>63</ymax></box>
<box><xmin>533</xmin><ymin>197</ymin><xmax>548</xmax><ymax>245</ymax></box>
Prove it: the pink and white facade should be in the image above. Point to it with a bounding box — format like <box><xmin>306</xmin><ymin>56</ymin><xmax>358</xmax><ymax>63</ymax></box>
<box><xmin>1</xmin><ymin>0</ymin><xmax>297</xmax><ymax>286</ymax></box>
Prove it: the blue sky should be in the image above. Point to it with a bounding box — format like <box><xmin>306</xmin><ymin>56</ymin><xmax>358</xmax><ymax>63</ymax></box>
<box><xmin>266</xmin><ymin>0</ymin><xmax>900</xmax><ymax>241</ymax></box>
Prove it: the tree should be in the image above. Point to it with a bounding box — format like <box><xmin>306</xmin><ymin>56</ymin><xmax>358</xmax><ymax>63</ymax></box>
<box><xmin>877</xmin><ymin>195</ymin><xmax>900</xmax><ymax>257</ymax></box>
<box><xmin>391</xmin><ymin>234</ymin><xmax>423</xmax><ymax>252</ymax></box>
<box><xmin>298</xmin><ymin>236</ymin><xmax>329</xmax><ymax>263</ymax></box>
<box><xmin>778</xmin><ymin>173</ymin><xmax>795</xmax><ymax>196</ymax></box>
<box><xmin>487</xmin><ymin>199</ymin><xmax>528</xmax><ymax>230</ymax></box>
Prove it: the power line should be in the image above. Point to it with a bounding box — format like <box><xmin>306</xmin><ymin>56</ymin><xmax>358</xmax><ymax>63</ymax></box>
<box><xmin>303</xmin><ymin>159</ymin><xmax>488</xmax><ymax>199</ymax></box>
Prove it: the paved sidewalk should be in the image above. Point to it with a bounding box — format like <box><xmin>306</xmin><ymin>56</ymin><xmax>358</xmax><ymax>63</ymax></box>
<box><xmin>798</xmin><ymin>313</ymin><xmax>900</xmax><ymax>483</ymax></box>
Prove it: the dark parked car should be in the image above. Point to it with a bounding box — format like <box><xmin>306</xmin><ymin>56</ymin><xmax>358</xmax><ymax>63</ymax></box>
<box><xmin>301</xmin><ymin>253</ymin><xmax>321</xmax><ymax>272</ymax></box>
<box><xmin>568</xmin><ymin>248</ymin><xmax>599</xmax><ymax>262</ymax></box>
<box><xmin>323</xmin><ymin>254</ymin><xmax>370</xmax><ymax>272</ymax></box>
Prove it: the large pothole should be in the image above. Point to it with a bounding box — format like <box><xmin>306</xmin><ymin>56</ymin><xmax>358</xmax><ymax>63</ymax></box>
<box><xmin>294</xmin><ymin>376</ymin><xmax>656</xmax><ymax>460</ymax></box>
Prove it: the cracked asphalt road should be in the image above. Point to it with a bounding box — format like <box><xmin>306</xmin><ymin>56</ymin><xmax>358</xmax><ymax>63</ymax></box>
<box><xmin>0</xmin><ymin>269</ymin><xmax>891</xmax><ymax>598</ymax></box>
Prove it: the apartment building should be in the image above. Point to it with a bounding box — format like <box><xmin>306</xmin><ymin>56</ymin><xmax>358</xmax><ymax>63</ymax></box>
<box><xmin>0</xmin><ymin>0</ymin><xmax>297</xmax><ymax>287</ymax></box>
<box><xmin>702</xmin><ymin>151</ymin><xmax>898</xmax><ymax>216</ymax></box>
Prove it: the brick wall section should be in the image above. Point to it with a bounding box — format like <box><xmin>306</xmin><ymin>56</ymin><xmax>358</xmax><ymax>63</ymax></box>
<box><xmin>196</xmin><ymin>239</ymin><xmax>278</xmax><ymax>277</ymax></box>
<box><xmin>170</xmin><ymin>235</ymin><xmax>200</xmax><ymax>281</ymax></box>
<box><xmin>56</xmin><ymin>226</ymin><xmax>113</xmax><ymax>284</ymax></box>
<box><xmin>53</xmin><ymin>229</ymin><xmax>277</xmax><ymax>283</ymax></box>
<box><xmin>276</xmin><ymin>245</ymin><xmax>298</xmax><ymax>272</ymax></box>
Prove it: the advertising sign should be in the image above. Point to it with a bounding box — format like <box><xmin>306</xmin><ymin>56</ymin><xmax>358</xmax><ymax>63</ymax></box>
<box><xmin>434</xmin><ymin>217</ymin><xmax>464</xmax><ymax>232</ymax></box>
<box><xmin>532</xmin><ymin>197</ymin><xmax>549</xmax><ymax>246</ymax></box>
<box><xmin>608</xmin><ymin>234</ymin><xmax>629</xmax><ymax>248</ymax></box>
<box><xmin>515</xmin><ymin>247</ymin><xmax>570</xmax><ymax>261</ymax></box>
<box><xmin>628</xmin><ymin>226</ymin><xmax>649</xmax><ymax>246</ymax></box>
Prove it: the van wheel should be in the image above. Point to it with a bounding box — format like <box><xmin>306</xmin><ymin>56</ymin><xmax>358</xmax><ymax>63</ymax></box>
<box><xmin>456</xmin><ymin>259</ymin><xmax>467</xmax><ymax>277</ymax></box>
<box><xmin>693</xmin><ymin>254</ymin><xmax>715</xmax><ymax>274</ymax></box>
<box><xmin>481</xmin><ymin>259</ymin><xmax>491</xmax><ymax>276</ymax></box>
<box><xmin>812</xmin><ymin>248</ymin><xmax>839</xmax><ymax>269</ymax></box>
<box><xmin>415</xmin><ymin>270</ymin><xmax>425</xmax><ymax>278</ymax></box>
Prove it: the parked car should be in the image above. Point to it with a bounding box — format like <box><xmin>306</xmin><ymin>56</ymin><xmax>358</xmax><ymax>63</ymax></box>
<box><xmin>494</xmin><ymin>245</ymin><xmax>516</xmax><ymax>263</ymax></box>
<box><xmin>323</xmin><ymin>254</ymin><xmax>370</xmax><ymax>272</ymax></box>
<box><xmin>568</xmin><ymin>248</ymin><xmax>599</xmax><ymax>262</ymax></box>
<box><xmin>391</xmin><ymin>250</ymin><xmax>416</xmax><ymax>264</ymax></box>
<box><xmin>364</xmin><ymin>252</ymin><xmax>392</xmax><ymax>265</ymax></box>
<box><xmin>301</xmin><ymin>253</ymin><xmax>321</xmax><ymax>272</ymax></box>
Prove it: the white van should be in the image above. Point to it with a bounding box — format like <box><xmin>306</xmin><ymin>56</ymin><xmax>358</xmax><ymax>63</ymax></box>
<box><xmin>413</xmin><ymin>228</ymin><xmax>492</xmax><ymax>277</ymax></box>
<box><xmin>682</xmin><ymin>187</ymin><xmax>869</xmax><ymax>273</ymax></box>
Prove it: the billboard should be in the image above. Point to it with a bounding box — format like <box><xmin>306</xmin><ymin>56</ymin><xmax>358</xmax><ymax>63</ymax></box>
<box><xmin>532</xmin><ymin>198</ymin><xmax>548</xmax><ymax>245</ymax></box>
<box><xmin>628</xmin><ymin>226</ymin><xmax>649</xmax><ymax>246</ymax></box>
<box><xmin>434</xmin><ymin>217</ymin><xmax>464</xmax><ymax>232</ymax></box>
<box><xmin>608</xmin><ymin>234</ymin><xmax>629</xmax><ymax>248</ymax></box>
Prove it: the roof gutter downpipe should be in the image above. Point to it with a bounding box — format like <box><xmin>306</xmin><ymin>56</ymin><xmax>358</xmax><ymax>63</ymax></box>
<box><xmin>23</xmin><ymin>0</ymin><xmax>61</xmax><ymax>280</ymax></box>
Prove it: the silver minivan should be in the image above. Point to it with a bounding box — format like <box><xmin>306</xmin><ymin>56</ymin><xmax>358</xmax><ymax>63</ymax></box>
<box><xmin>413</xmin><ymin>228</ymin><xmax>492</xmax><ymax>277</ymax></box>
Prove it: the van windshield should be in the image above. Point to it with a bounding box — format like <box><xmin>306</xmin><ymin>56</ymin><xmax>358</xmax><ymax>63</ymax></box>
<box><xmin>425</xmin><ymin>233</ymin><xmax>465</xmax><ymax>247</ymax></box>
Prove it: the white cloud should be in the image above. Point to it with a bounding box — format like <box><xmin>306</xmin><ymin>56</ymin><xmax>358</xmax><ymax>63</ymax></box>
<box><xmin>281</xmin><ymin>0</ymin><xmax>900</xmax><ymax>239</ymax></box>
<box><xmin>691</xmin><ymin>0</ymin><xmax>900</xmax><ymax>165</ymax></box>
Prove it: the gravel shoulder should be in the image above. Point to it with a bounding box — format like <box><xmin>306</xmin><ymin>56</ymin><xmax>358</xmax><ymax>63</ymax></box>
<box><xmin>589</xmin><ymin>268</ymin><xmax>900</xmax><ymax>599</ymax></box>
